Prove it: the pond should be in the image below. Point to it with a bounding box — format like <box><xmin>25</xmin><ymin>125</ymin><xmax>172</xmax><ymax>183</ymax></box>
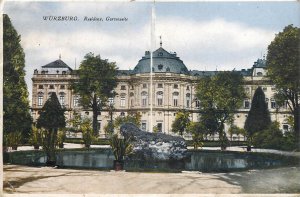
<box><xmin>4</xmin><ymin>149</ymin><xmax>299</xmax><ymax>172</ymax></box>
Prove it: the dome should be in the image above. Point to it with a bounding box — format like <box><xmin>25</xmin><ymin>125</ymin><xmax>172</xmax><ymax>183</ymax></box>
<box><xmin>132</xmin><ymin>47</ymin><xmax>189</xmax><ymax>74</ymax></box>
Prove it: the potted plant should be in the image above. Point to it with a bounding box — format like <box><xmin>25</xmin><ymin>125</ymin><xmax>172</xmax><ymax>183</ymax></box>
<box><xmin>109</xmin><ymin>134</ymin><xmax>133</xmax><ymax>171</ymax></box>
<box><xmin>57</xmin><ymin>130</ymin><xmax>66</xmax><ymax>148</ymax></box>
<box><xmin>29</xmin><ymin>126</ymin><xmax>41</xmax><ymax>150</ymax></box>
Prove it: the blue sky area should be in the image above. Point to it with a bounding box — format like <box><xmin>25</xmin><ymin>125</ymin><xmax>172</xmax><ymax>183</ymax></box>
<box><xmin>3</xmin><ymin>1</ymin><xmax>300</xmax><ymax>102</ymax></box>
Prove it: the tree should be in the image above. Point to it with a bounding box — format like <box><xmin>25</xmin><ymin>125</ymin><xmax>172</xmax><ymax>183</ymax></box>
<box><xmin>71</xmin><ymin>53</ymin><xmax>118</xmax><ymax>134</ymax></box>
<box><xmin>186</xmin><ymin>122</ymin><xmax>206</xmax><ymax>149</ymax></box>
<box><xmin>266</xmin><ymin>25</ymin><xmax>300</xmax><ymax>145</ymax></box>
<box><xmin>37</xmin><ymin>93</ymin><xmax>66</xmax><ymax>166</ymax></box>
<box><xmin>244</xmin><ymin>87</ymin><xmax>271</xmax><ymax>144</ymax></box>
<box><xmin>171</xmin><ymin>110</ymin><xmax>191</xmax><ymax>136</ymax></box>
<box><xmin>3</xmin><ymin>14</ymin><xmax>32</xmax><ymax>141</ymax></box>
<box><xmin>196</xmin><ymin>71</ymin><xmax>245</xmax><ymax>150</ymax></box>
<box><xmin>104</xmin><ymin>113</ymin><xmax>141</xmax><ymax>136</ymax></box>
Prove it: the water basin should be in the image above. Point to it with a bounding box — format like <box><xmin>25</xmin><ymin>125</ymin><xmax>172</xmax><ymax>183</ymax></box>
<box><xmin>4</xmin><ymin>149</ymin><xmax>299</xmax><ymax>172</ymax></box>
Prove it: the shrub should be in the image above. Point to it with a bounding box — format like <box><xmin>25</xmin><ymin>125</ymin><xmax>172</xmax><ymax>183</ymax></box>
<box><xmin>6</xmin><ymin>132</ymin><xmax>22</xmax><ymax>150</ymax></box>
<box><xmin>29</xmin><ymin>126</ymin><xmax>42</xmax><ymax>149</ymax></box>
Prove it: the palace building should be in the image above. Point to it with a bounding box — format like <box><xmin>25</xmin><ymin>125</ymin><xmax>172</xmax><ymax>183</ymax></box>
<box><xmin>31</xmin><ymin>46</ymin><xmax>291</xmax><ymax>139</ymax></box>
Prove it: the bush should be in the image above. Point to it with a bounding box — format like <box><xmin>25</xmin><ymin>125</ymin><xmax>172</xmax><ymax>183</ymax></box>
<box><xmin>6</xmin><ymin>132</ymin><xmax>22</xmax><ymax>150</ymax></box>
<box><xmin>253</xmin><ymin>121</ymin><xmax>297</xmax><ymax>150</ymax></box>
<box><xmin>29</xmin><ymin>126</ymin><xmax>42</xmax><ymax>149</ymax></box>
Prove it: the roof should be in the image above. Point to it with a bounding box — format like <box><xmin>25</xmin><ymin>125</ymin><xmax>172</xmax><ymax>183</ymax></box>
<box><xmin>42</xmin><ymin>59</ymin><xmax>73</xmax><ymax>71</ymax></box>
<box><xmin>253</xmin><ymin>58</ymin><xmax>266</xmax><ymax>68</ymax></box>
<box><xmin>132</xmin><ymin>47</ymin><xmax>189</xmax><ymax>74</ymax></box>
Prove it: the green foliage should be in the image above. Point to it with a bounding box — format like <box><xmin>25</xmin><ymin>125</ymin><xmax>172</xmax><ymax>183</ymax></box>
<box><xmin>171</xmin><ymin>111</ymin><xmax>191</xmax><ymax>136</ymax></box>
<box><xmin>228</xmin><ymin>125</ymin><xmax>246</xmax><ymax>141</ymax></box>
<box><xmin>196</xmin><ymin>71</ymin><xmax>245</xmax><ymax>149</ymax></box>
<box><xmin>3</xmin><ymin>14</ymin><xmax>32</xmax><ymax>140</ymax></box>
<box><xmin>29</xmin><ymin>125</ymin><xmax>42</xmax><ymax>147</ymax></box>
<box><xmin>244</xmin><ymin>87</ymin><xmax>271</xmax><ymax>138</ymax></box>
<box><xmin>109</xmin><ymin>134</ymin><xmax>133</xmax><ymax>161</ymax></box>
<box><xmin>37</xmin><ymin>93</ymin><xmax>66</xmax><ymax>165</ymax></box>
<box><xmin>71</xmin><ymin>52</ymin><xmax>118</xmax><ymax>133</ymax></box>
<box><xmin>5</xmin><ymin>132</ymin><xmax>22</xmax><ymax>150</ymax></box>
<box><xmin>80</xmin><ymin>118</ymin><xmax>97</xmax><ymax>148</ymax></box>
<box><xmin>266</xmin><ymin>25</ymin><xmax>300</xmax><ymax>141</ymax></box>
<box><xmin>57</xmin><ymin>130</ymin><xmax>66</xmax><ymax>148</ymax></box>
<box><xmin>186</xmin><ymin>122</ymin><xmax>205</xmax><ymax>149</ymax></box>
<box><xmin>114</xmin><ymin>112</ymin><xmax>141</xmax><ymax>129</ymax></box>
<box><xmin>105</xmin><ymin>113</ymin><xmax>141</xmax><ymax>136</ymax></box>
<box><xmin>153</xmin><ymin>125</ymin><xmax>159</xmax><ymax>133</ymax></box>
<box><xmin>253</xmin><ymin>121</ymin><xmax>297</xmax><ymax>150</ymax></box>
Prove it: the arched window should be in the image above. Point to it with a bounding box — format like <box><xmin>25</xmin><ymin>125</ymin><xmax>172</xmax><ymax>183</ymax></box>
<box><xmin>157</xmin><ymin>91</ymin><xmax>163</xmax><ymax>106</ymax></box>
<box><xmin>141</xmin><ymin>91</ymin><xmax>148</xmax><ymax>107</ymax></box>
<box><xmin>173</xmin><ymin>92</ymin><xmax>179</xmax><ymax>107</ymax></box>
<box><xmin>120</xmin><ymin>93</ymin><xmax>126</xmax><ymax>107</ymax></box>
<box><xmin>186</xmin><ymin>93</ymin><xmax>191</xmax><ymax>108</ymax></box>
<box><xmin>38</xmin><ymin>92</ymin><xmax>44</xmax><ymax>106</ymax></box>
<box><xmin>257</xmin><ymin>72</ymin><xmax>263</xmax><ymax>76</ymax></box>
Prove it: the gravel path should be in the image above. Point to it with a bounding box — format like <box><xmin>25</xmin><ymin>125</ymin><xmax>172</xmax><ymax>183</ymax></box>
<box><xmin>3</xmin><ymin>165</ymin><xmax>300</xmax><ymax>195</ymax></box>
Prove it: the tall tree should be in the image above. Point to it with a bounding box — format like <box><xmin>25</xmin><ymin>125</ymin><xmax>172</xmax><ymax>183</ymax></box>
<box><xmin>171</xmin><ymin>110</ymin><xmax>191</xmax><ymax>136</ymax></box>
<box><xmin>266</xmin><ymin>25</ymin><xmax>300</xmax><ymax>144</ymax></box>
<box><xmin>244</xmin><ymin>87</ymin><xmax>271</xmax><ymax>139</ymax></box>
<box><xmin>3</xmin><ymin>14</ymin><xmax>32</xmax><ymax>140</ymax></box>
<box><xmin>196</xmin><ymin>71</ymin><xmax>245</xmax><ymax>149</ymax></box>
<box><xmin>37</xmin><ymin>93</ymin><xmax>66</xmax><ymax>166</ymax></box>
<box><xmin>71</xmin><ymin>53</ymin><xmax>118</xmax><ymax>134</ymax></box>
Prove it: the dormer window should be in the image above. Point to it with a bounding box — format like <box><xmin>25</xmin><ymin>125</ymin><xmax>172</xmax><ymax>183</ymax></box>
<box><xmin>62</xmin><ymin>71</ymin><xmax>66</xmax><ymax>75</ymax></box>
<box><xmin>158</xmin><ymin>52</ymin><xmax>163</xmax><ymax>56</ymax></box>
<box><xmin>257</xmin><ymin>72</ymin><xmax>263</xmax><ymax>76</ymax></box>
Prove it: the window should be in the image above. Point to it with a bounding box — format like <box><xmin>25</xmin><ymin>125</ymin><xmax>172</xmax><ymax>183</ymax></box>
<box><xmin>157</xmin><ymin>91</ymin><xmax>163</xmax><ymax>106</ymax></box>
<box><xmin>173</xmin><ymin>92</ymin><xmax>179</xmax><ymax>107</ymax></box>
<box><xmin>283</xmin><ymin>125</ymin><xmax>289</xmax><ymax>132</ymax></box>
<box><xmin>38</xmin><ymin>94</ymin><xmax>43</xmax><ymax>106</ymax></box>
<box><xmin>120</xmin><ymin>112</ymin><xmax>125</xmax><ymax>117</ymax></box>
<box><xmin>158</xmin><ymin>52</ymin><xmax>163</xmax><ymax>56</ymax></box>
<box><xmin>73</xmin><ymin>96</ymin><xmax>79</xmax><ymax>107</ymax></box>
<box><xmin>257</xmin><ymin>72</ymin><xmax>263</xmax><ymax>76</ymax></box>
<box><xmin>174</xmin><ymin>84</ymin><xmax>178</xmax><ymax>89</ymax></box>
<box><xmin>130</xmin><ymin>99</ymin><xmax>134</xmax><ymax>107</ymax></box>
<box><xmin>265</xmin><ymin>98</ymin><xmax>269</xmax><ymax>107</ymax></box>
<box><xmin>49</xmin><ymin>85</ymin><xmax>54</xmax><ymax>89</ymax></box>
<box><xmin>38</xmin><ymin>85</ymin><xmax>43</xmax><ymax>89</ymax></box>
<box><xmin>121</xmin><ymin>85</ymin><xmax>126</xmax><ymax>90</ymax></box>
<box><xmin>157</xmin><ymin>83</ymin><xmax>163</xmax><ymax>88</ymax></box>
<box><xmin>59</xmin><ymin>95</ymin><xmax>65</xmax><ymax>106</ymax></box>
<box><xmin>263</xmin><ymin>87</ymin><xmax>267</xmax><ymax>92</ymax></box>
<box><xmin>85</xmin><ymin>111</ymin><xmax>89</xmax><ymax>115</ymax></box>
<box><xmin>157</xmin><ymin>123</ymin><xmax>162</xmax><ymax>132</ymax></box>
<box><xmin>141</xmin><ymin>91</ymin><xmax>148</xmax><ymax>106</ymax></box>
<box><xmin>120</xmin><ymin>93</ymin><xmax>126</xmax><ymax>107</ymax></box>
<box><xmin>62</xmin><ymin>71</ymin><xmax>66</xmax><ymax>75</ymax></box>
<box><xmin>141</xmin><ymin>122</ymin><xmax>147</xmax><ymax>131</ymax></box>
<box><xmin>186</xmin><ymin>93</ymin><xmax>191</xmax><ymax>108</ymax></box>
<box><xmin>142</xmin><ymin>84</ymin><xmax>147</xmax><ymax>88</ymax></box>
<box><xmin>195</xmin><ymin>99</ymin><xmax>200</xmax><ymax>108</ymax></box>
<box><xmin>244</xmin><ymin>99</ymin><xmax>250</xmax><ymax>109</ymax></box>
<box><xmin>60</xmin><ymin>85</ymin><xmax>65</xmax><ymax>89</ymax></box>
<box><xmin>186</xmin><ymin>86</ymin><xmax>190</xmax><ymax>90</ymax></box>
<box><xmin>271</xmin><ymin>99</ymin><xmax>277</xmax><ymax>109</ymax></box>
<box><xmin>158</xmin><ymin>64</ymin><xmax>163</xmax><ymax>70</ymax></box>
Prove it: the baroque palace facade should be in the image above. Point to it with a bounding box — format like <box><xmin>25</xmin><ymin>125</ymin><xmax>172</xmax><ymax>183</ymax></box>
<box><xmin>31</xmin><ymin>46</ymin><xmax>291</xmax><ymax>139</ymax></box>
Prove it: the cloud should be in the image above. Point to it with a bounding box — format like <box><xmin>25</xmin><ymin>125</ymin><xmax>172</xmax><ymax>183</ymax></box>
<box><xmin>156</xmin><ymin>17</ymin><xmax>275</xmax><ymax>70</ymax></box>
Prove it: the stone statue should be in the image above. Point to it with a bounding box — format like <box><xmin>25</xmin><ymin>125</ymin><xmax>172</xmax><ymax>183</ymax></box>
<box><xmin>120</xmin><ymin>123</ymin><xmax>187</xmax><ymax>161</ymax></box>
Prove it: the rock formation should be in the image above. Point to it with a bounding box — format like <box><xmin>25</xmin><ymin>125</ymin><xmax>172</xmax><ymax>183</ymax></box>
<box><xmin>120</xmin><ymin>123</ymin><xmax>187</xmax><ymax>160</ymax></box>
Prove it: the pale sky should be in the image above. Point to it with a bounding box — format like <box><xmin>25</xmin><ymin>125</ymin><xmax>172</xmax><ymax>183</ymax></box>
<box><xmin>3</xmin><ymin>1</ymin><xmax>300</xmax><ymax>103</ymax></box>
